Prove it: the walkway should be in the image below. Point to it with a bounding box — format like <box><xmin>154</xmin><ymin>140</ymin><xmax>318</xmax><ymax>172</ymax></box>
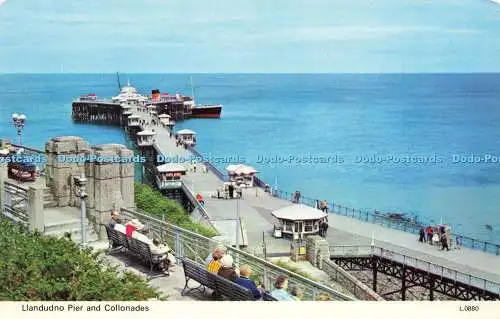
<box><xmin>132</xmin><ymin>107</ymin><xmax>500</xmax><ymax>286</ymax></box>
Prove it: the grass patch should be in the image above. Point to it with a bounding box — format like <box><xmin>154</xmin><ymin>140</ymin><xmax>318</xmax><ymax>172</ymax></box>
<box><xmin>134</xmin><ymin>182</ymin><xmax>217</xmax><ymax>238</ymax></box>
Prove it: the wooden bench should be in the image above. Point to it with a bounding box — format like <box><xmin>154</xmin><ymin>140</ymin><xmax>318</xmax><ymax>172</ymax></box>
<box><xmin>104</xmin><ymin>225</ymin><xmax>169</xmax><ymax>278</ymax></box>
<box><xmin>181</xmin><ymin>258</ymin><xmax>255</xmax><ymax>301</ymax></box>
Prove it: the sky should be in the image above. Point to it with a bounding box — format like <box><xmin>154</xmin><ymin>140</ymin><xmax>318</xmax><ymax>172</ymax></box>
<box><xmin>0</xmin><ymin>0</ymin><xmax>499</xmax><ymax>73</ymax></box>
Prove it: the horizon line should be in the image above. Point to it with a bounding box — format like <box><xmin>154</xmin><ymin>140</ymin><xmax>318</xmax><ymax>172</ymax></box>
<box><xmin>2</xmin><ymin>71</ymin><xmax>500</xmax><ymax>75</ymax></box>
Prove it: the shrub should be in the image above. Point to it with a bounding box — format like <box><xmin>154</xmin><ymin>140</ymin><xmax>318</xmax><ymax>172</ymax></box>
<box><xmin>0</xmin><ymin>218</ymin><xmax>160</xmax><ymax>301</ymax></box>
<box><xmin>134</xmin><ymin>182</ymin><xmax>217</xmax><ymax>237</ymax></box>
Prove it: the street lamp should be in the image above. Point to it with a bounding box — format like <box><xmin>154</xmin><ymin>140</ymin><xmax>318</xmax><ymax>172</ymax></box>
<box><xmin>74</xmin><ymin>173</ymin><xmax>88</xmax><ymax>245</ymax></box>
<box><xmin>12</xmin><ymin>113</ymin><xmax>26</xmax><ymax>145</ymax></box>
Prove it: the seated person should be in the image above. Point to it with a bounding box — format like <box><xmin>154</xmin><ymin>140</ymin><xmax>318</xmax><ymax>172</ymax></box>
<box><xmin>108</xmin><ymin>211</ymin><xmax>122</xmax><ymax>229</ymax></box>
<box><xmin>125</xmin><ymin>219</ymin><xmax>148</xmax><ymax>237</ymax></box>
<box><xmin>234</xmin><ymin>264</ymin><xmax>262</xmax><ymax>300</ymax></box>
<box><xmin>205</xmin><ymin>247</ymin><xmax>224</xmax><ymax>273</ymax></box>
<box><xmin>270</xmin><ymin>275</ymin><xmax>296</xmax><ymax>301</ymax></box>
<box><xmin>290</xmin><ymin>286</ymin><xmax>303</xmax><ymax>300</ymax></box>
<box><xmin>150</xmin><ymin>239</ymin><xmax>176</xmax><ymax>274</ymax></box>
<box><xmin>217</xmin><ymin>254</ymin><xmax>239</xmax><ymax>282</ymax></box>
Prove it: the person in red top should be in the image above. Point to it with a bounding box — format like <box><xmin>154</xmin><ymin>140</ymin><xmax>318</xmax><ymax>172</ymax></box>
<box><xmin>196</xmin><ymin>193</ymin><xmax>205</xmax><ymax>205</ymax></box>
<box><xmin>426</xmin><ymin>226</ymin><xmax>433</xmax><ymax>244</ymax></box>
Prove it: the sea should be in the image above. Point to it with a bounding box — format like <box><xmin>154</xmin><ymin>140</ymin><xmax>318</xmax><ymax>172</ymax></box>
<box><xmin>0</xmin><ymin>73</ymin><xmax>499</xmax><ymax>243</ymax></box>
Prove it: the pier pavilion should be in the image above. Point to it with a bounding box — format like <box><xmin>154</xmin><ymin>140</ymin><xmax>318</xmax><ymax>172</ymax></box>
<box><xmin>226</xmin><ymin>164</ymin><xmax>258</xmax><ymax>187</ymax></box>
<box><xmin>177</xmin><ymin>129</ymin><xmax>196</xmax><ymax>146</ymax></box>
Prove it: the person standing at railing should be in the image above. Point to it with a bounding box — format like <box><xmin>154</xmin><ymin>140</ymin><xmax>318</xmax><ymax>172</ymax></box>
<box><xmin>320</xmin><ymin>200</ymin><xmax>328</xmax><ymax>213</ymax></box>
<box><xmin>196</xmin><ymin>193</ymin><xmax>205</xmax><ymax>206</ymax></box>
<box><xmin>456</xmin><ymin>234</ymin><xmax>462</xmax><ymax>249</ymax></box>
<box><xmin>426</xmin><ymin>226</ymin><xmax>433</xmax><ymax>245</ymax></box>
<box><xmin>418</xmin><ymin>227</ymin><xmax>426</xmax><ymax>243</ymax></box>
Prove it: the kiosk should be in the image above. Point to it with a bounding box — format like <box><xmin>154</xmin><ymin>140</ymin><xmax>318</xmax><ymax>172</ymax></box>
<box><xmin>271</xmin><ymin>204</ymin><xmax>327</xmax><ymax>240</ymax></box>
<box><xmin>155</xmin><ymin>163</ymin><xmax>186</xmax><ymax>189</ymax></box>
<box><xmin>177</xmin><ymin>129</ymin><xmax>196</xmax><ymax>146</ymax></box>
<box><xmin>226</xmin><ymin>164</ymin><xmax>258</xmax><ymax>187</ymax></box>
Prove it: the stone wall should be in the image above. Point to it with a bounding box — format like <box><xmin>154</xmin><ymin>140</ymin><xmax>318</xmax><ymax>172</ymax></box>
<box><xmin>45</xmin><ymin>137</ymin><xmax>135</xmax><ymax>239</ymax></box>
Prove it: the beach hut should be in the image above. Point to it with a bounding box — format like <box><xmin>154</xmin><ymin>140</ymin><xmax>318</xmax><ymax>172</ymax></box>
<box><xmin>226</xmin><ymin>164</ymin><xmax>259</xmax><ymax>187</ymax></box>
<box><xmin>137</xmin><ymin>130</ymin><xmax>155</xmax><ymax>147</ymax></box>
<box><xmin>155</xmin><ymin>163</ymin><xmax>186</xmax><ymax>189</ymax></box>
<box><xmin>177</xmin><ymin>129</ymin><xmax>196</xmax><ymax>146</ymax></box>
<box><xmin>271</xmin><ymin>204</ymin><xmax>327</xmax><ymax>240</ymax></box>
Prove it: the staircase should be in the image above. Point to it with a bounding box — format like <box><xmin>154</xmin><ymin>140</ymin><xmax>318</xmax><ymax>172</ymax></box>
<box><xmin>44</xmin><ymin>216</ymin><xmax>99</xmax><ymax>243</ymax></box>
<box><xmin>43</xmin><ymin>188</ymin><xmax>57</xmax><ymax>209</ymax></box>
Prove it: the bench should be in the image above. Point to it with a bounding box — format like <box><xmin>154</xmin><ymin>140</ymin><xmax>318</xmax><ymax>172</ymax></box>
<box><xmin>181</xmin><ymin>258</ymin><xmax>255</xmax><ymax>301</ymax></box>
<box><xmin>104</xmin><ymin>225</ymin><xmax>169</xmax><ymax>278</ymax></box>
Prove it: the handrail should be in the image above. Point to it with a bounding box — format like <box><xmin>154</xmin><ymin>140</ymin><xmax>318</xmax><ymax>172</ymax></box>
<box><xmin>119</xmin><ymin>207</ymin><xmax>355</xmax><ymax>300</ymax></box>
<box><xmin>329</xmin><ymin>245</ymin><xmax>500</xmax><ymax>295</ymax></box>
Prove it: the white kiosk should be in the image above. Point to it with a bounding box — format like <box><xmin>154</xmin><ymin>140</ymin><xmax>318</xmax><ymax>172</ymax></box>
<box><xmin>271</xmin><ymin>204</ymin><xmax>327</xmax><ymax>240</ymax></box>
<box><xmin>127</xmin><ymin>115</ymin><xmax>141</xmax><ymax>127</ymax></box>
<box><xmin>137</xmin><ymin>130</ymin><xmax>156</xmax><ymax>147</ymax></box>
<box><xmin>156</xmin><ymin>163</ymin><xmax>186</xmax><ymax>189</ymax></box>
<box><xmin>226</xmin><ymin>164</ymin><xmax>258</xmax><ymax>187</ymax></box>
<box><xmin>177</xmin><ymin>129</ymin><xmax>196</xmax><ymax>146</ymax></box>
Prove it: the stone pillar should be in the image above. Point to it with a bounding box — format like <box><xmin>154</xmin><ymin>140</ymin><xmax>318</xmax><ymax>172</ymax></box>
<box><xmin>27</xmin><ymin>185</ymin><xmax>44</xmax><ymax>232</ymax></box>
<box><xmin>90</xmin><ymin>144</ymin><xmax>135</xmax><ymax>239</ymax></box>
<box><xmin>0</xmin><ymin>163</ymin><xmax>7</xmax><ymax>211</ymax></box>
<box><xmin>45</xmin><ymin>136</ymin><xmax>90</xmax><ymax>207</ymax></box>
<box><xmin>306</xmin><ymin>235</ymin><xmax>330</xmax><ymax>270</ymax></box>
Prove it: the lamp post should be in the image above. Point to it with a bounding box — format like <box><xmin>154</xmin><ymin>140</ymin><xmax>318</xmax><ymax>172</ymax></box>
<box><xmin>74</xmin><ymin>173</ymin><xmax>88</xmax><ymax>245</ymax></box>
<box><xmin>235</xmin><ymin>197</ymin><xmax>240</xmax><ymax>266</ymax></box>
<box><xmin>12</xmin><ymin>113</ymin><xmax>26</xmax><ymax>145</ymax></box>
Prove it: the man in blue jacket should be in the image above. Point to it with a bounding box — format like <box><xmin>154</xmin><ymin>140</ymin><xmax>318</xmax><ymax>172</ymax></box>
<box><xmin>234</xmin><ymin>264</ymin><xmax>262</xmax><ymax>300</ymax></box>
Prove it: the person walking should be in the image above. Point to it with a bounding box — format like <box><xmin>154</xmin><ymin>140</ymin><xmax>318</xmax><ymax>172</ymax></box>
<box><xmin>441</xmin><ymin>232</ymin><xmax>450</xmax><ymax>251</ymax></box>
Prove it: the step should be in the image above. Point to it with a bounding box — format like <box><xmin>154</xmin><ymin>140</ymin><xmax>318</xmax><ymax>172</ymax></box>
<box><xmin>44</xmin><ymin>227</ymin><xmax>99</xmax><ymax>244</ymax></box>
<box><xmin>44</xmin><ymin>219</ymin><xmax>92</xmax><ymax>233</ymax></box>
<box><xmin>43</xmin><ymin>201</ymin><xmax>57</xmax><ymax>208</ymax></box>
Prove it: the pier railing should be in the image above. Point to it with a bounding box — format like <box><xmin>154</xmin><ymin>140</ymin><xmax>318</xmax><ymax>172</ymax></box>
<box><xmin>119</xmin><ymin>207</ymin><xmax>355</xmax><ymax>301</ymax></box>
<box><xmin>187</xmin><ymin>146</ymin><xmax>226</xmax><ymax>181</ymax></box>
<box><xmin>271</xmin><ymin>189</ymin><xmax>500</xmax><ymax>256</ymax></box>
<box><xmin>329</xmin><ymin>245</ymin><xmax>500</xmax><ymax>296</ymax></box>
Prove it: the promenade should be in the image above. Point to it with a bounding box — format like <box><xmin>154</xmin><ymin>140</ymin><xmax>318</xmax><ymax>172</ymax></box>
<box><xmin>132</xmin><ymin>106</ymin><xmax>500</xmax><ymax>288</ymax></box>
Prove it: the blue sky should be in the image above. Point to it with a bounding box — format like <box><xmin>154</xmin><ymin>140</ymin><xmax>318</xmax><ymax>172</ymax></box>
<box><xmin>0</xmin><ymin>0</ymin><xmax>499</xmax><ymax>73</ymax></box>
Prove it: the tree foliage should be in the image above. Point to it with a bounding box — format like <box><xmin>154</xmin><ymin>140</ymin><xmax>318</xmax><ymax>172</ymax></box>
<box><xmin>134</xmin><ymin>182</ymin><xmax>217</xmax><ymax>237</ymax></box>
<box><xmin>0</xmin><ymin>218</ymin><xmax>160</xmax><ymax>301</ymax></box>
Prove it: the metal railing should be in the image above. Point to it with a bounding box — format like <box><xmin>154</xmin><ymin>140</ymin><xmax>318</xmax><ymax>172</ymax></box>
<box><xmin>7</xmin><ymin>143</ymin><xmax>47</xmax><ymax>176</ymax></box>
<box><xmin>329</xmin><ymin>245</ymin><xmax>500</xmax><ymax>296</ymax></box>
<box><xmin>2</xmin><ymin>181</ymin><xmax>29</xmax><ymax>226</ymax></box>
<box><xmin>187</xmin><ymin>146</ymin><xmax>226</xmax><ymax>181</ymax></box>
<box><xmin>271</xmin><ymin>189</ymin><xmax>500</xmax><ymax>256</ymax></box>
<box><xmin>119</xmin><ymin>207</ymin><xmax>355</xmax><ymax>301</ymax></box>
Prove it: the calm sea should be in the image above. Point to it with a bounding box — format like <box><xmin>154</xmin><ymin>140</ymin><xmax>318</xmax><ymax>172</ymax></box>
<box><xmin>0</xmin><ymin>73</ymin><xmax>499</xmax><ymax>242</ymax></box>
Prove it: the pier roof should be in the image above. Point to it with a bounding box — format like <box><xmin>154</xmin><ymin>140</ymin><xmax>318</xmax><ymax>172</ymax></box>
<box><xmin>272</xmin><ymin>204</ymin><xmax>327</xmax><ymax>221</ymax></box>
<box><xmin>226</xmin><ymin>164</ymin><xmax>258</xmax><ymax>175</ymax></box>
<box><xmin>137</xmin><ymin>130</ymin><xmax>155</xmax><ymax>136</ymax></box>
<box><xmin>157</xmin><ymin>163</ymin><xmax>187</xmax><ymax>173</ymax></box>
<box><xmin>158</xmin><ymin>114</ymin><xmax>171</xmax><ymax>118</ymax></box>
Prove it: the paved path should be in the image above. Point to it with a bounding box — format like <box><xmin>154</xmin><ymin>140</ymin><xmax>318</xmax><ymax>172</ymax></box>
<box><xmin>131</xmin><ymin>107</ymin><xmax>500</xmax><ymax>286</ymax></box>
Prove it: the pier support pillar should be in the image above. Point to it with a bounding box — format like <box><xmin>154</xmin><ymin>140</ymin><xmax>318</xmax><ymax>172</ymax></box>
<box><xmin>401</xmin><ymin>265</ymin><xmax>406</xmax><ymax>301</ymax></box>
<box><xmin>429</xmin><ymin>277</ymin><xmax>435</xmax><ymax>301</ymax></box>
<box><xmin>372</xmin><ymin>257</ymin><xmax>378</xmax><ymax>292</ymax></box>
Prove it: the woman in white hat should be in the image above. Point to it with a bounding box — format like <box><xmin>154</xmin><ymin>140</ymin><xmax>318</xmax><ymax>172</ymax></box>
<box><xmin>217</xmin><ymin>254</ymin><xmax>239</xmax><ymax>282</ymax></box>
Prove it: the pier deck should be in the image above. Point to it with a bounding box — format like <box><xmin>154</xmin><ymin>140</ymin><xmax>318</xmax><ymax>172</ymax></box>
<box><xmin>133</xmin><ymin>107</ymin><xmax>500</xmax><ymax>287</ymax></box>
